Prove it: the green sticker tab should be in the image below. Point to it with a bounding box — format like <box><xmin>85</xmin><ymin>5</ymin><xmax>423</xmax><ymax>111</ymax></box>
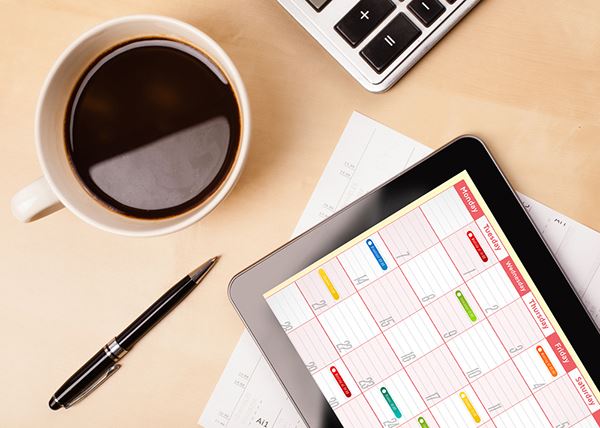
<box><xmin>418</xmin><ymin>416</ymin><xmax>430</xmax><ymax>428</ymax></box>
<box><xmin>456</xmin><ymin>290</ymin><xmax>477</xmax><ymax>322</ymax></box>
<box><xmin>380</xmin><ymin>387</ymin><xmax>402</xmax><ymax>418</ymax></box>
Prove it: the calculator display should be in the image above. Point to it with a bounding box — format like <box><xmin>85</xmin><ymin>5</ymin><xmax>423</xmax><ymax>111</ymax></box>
<box><xmin>265</xmin><ymin>171</ymin><xmax>600</xmax><ymax>428</ymax></box>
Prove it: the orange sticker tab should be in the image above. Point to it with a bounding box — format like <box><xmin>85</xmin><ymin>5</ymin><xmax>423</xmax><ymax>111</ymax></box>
<box><xmin>537</xmin><ymin>345</ymin><xmax>558</xmax><ymax>377</ymax></box>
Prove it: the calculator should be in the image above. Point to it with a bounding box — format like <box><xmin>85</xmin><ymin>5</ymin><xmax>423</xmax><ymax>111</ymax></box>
<box><xmin>277</xmin><ymin>0</ymin><xmax>481</xmax><ymax>92</ymax></box>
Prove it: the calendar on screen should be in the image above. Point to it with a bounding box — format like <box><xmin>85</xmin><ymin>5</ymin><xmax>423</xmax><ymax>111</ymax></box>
<box><xmin>264</xmin><ymin>171</ymin><xmax>600</xmax><ymax>428</ymax></box>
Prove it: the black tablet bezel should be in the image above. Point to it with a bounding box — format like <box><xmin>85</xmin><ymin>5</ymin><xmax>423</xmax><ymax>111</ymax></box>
<box><xmin>229</xmin><ymin>135</ymin><xmax>600</xmax><ymax>428</ymax></box>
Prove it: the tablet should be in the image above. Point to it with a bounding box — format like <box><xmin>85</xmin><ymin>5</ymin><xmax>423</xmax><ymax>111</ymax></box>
<box><xmin>229</xmin><ymin>136</ymin><xmax>600</xmax><ymax>428</ymax></box>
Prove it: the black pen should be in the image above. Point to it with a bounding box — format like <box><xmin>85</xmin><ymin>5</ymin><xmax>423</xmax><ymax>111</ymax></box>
<box><xmin>48</xmin><ymin>256</ymin><xmax>219</xmax><ymax>410</ymax></box>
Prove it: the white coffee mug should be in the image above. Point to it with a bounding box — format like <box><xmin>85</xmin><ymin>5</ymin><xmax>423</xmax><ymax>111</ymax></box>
<box><xmin>11</xmin><ymin>15</ymin><xmax>250</xmax><ymax>237</ymax></box>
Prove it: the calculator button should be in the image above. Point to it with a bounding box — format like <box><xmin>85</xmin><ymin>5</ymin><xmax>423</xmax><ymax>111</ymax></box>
<box><xmin>360</xmin><ymin>13</ymin><xmax>422</xmax><ymax>73</ymax></box>
<box><xmin>334</xmin><ymin>0</ymin><xmax>396</xmax><ymax>47</ymax></box>
<box><xmin>305</xmin><ymin>0</ymin><xmax>332</xmax><ymax>12</ymax></box>
<box><xmin>408</xmin><ymin>0</ymin><xmax>446</xmax><ymax>27</ymax></box>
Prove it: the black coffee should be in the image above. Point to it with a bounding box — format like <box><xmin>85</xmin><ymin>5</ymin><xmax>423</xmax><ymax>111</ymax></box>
<box><xmin>65</xmin><ymin>37</ymin><xmax>241</xmax><ymax>219</ymax></box>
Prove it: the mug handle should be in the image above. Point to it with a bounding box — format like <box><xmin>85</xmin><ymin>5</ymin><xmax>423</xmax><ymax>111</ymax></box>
<box><xmin>11</xmin><ymin>177</ymin><xmax>63</xmax><ymax>222</ymax></box>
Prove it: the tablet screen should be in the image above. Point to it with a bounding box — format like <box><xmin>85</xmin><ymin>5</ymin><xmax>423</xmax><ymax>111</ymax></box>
<box><xmin>264</xmin><ymin>171</ymin><xmax>600</xmax><ymax>428</ymax></box>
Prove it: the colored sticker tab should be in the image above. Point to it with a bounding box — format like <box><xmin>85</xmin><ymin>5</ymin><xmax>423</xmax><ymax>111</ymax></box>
<box><xmin>456</xmin><ymin>290</ymin><xmax>477</xmax><ymax>322</ymax></box>
<box><xmin>366</xmin><ymin>239</ymin><xmax>388</xmax><ymax>270</ymax></box>
<box><xmin>467</xmin><ymin>231</ymin><xmax>488</xmax><ymax>262</ymax></box>
<box><xmin>318</xmin><ymin>268</ymin><xmax>339</xmax><ymax>300</ymax></box>
<box><xmin>460</xmin><ymin>391</ymin><xmax>481</xmax><ymax>423</ymax></box>
<box><xmin>380</xmin><ymin>387</ymin><xmax>401</xmax><ymax>418</ymax></box>
<box><xmin>330</xmin><ymin>366</ymin><xmax>352</xmax><ymax>397</ymax></box>
<box><xmin>537</xmin><ymin>345</ymin><xmax>558</xmax><ymax>377</ymax></box>
<box><xmin>417</xmin><ymin>416</ymin><xmax>430</xmax><ymax>428</ymax></box>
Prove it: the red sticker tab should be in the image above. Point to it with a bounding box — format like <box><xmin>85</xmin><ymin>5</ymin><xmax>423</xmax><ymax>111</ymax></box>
<box><xmin>330</xmin><ymin>366</ymin><xmax>352</xmax><ymax>398</ymax></box>
<box><xmin>547</xmin><ymin>333</ymin><xmax>576</xmax><ymax>372</ymax></box>
<box><xmin>454</xmin><ymin>180</ymin><xmax>483</xmax><ymax>221</ymax></box>
<box><xmin>501</xmin><ymin>257</ymin><xmax>530</xmax><ymax>296</ymax></box>
<box><xmin>467</xmin><ymin>231</ymin><xmax>488</xmax><ymax>262</ymax></box>
<box><xmin>593</xmin><ymin>410</ymin><xmax>600</xmax><ymax>425</ymax></box>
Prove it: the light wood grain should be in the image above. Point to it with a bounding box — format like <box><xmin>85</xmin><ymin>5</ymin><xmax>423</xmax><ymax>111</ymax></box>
<box><xmin>1</xmin><ymin>0</ymin><xmax>599</xmax><ymax>426</ymax></box>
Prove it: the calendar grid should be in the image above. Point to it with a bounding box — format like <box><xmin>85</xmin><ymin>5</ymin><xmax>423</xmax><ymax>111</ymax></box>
<box><xmin>470</xmin><ymin>218</ymin><xmax>597</xmax><ymax>422</ymax></box>
<box><xmin>418</xmin><ymin>205</ymin><xmax>558</xmax><ymax>427</ymax></box>
<box><xmin>294</xmin><ymin>279</ymin><xmax>384</xmax><ymax>426</ymax></box>
<box><xmin>265</xmin><ymin>173</ymin><xmax>600</xmax><ymax>428</ymax></box>
<box><xmin>377</xmin><ymin>228</ymin><xmax>497</xmax><ymax>427</ymax></box>
<box><xmin>335</xmin><ymin>252</ymin><xmax>446</xmax><ymax>428</ymax></box>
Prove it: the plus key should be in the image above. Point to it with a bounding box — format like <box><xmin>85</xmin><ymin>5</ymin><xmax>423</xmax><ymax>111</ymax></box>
<box><xmin>335</xmin><ymin>0</ymin><xmax>396</xmax><ymax>47</ymax></box>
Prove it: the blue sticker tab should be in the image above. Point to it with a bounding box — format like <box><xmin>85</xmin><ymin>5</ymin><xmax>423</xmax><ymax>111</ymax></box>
<box><xmin>367</xmin><ymin>239</ymin><xmax>388</xmax><ymax>270</ymax></box>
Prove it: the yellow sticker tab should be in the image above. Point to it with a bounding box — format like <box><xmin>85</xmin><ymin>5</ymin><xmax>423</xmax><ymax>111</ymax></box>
<box><xmin>319</xmin><ymin>268</ymin><xmax>339</xmax><ymax>300</ymax></box>
<box><xmin>460</xmin><ymin>391</ymin><xmax>481</xmax><ymax>423</ymax></box>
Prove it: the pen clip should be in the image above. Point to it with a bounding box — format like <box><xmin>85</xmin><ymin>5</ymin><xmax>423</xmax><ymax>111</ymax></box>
<box><xmin>64</xmin><ymin>364</ymin><xmax>121</xmax><ymax>408</ymax></box>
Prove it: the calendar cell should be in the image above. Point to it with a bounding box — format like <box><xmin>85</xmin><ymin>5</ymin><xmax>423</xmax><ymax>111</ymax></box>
<box><xmin>313</xmin><ymin>359</ymin><xmax>360</xmax><ymax>408</ymax></box>
<box><xmin>364</xmin><ymin>370</ymin><xmax>427</xmax><ymax>425</ymax></box>
<box><xmin>492</xmin><ymin>396</ymin><xmax>551</xmax><ymax>427</ymax></box>
<box><xmin>427</xmin><ymin>286</ymin><xmax>483</xmax><ymax>341</ymax></box>
<box><xmin>401</xmin><ymin>244</ymin><xmax>463</xmax><ymax>305</ymax></box>
<box><xmin>296</xmin><ymin>258</ymin><xmax>355</xmax><ymax>314</ymax></box>
<box><xmin>471</xmin><ymin>361</ymin><xmax>530</xmax><ymax>417</ymax></box>
<box><xmin>443</xmin><ymin>223</ymin><xmax>495</xmax><ymax>280</ymax></box>
<box><xmin>513</xmin><ymin>339</ymin><xmax>565</xmax><ymax>391</ymax></box>
<box><xmin>446</xmin><ymin>320</ymin><xmax>509</xmax><ymax>381</ymax></box>
<box><xmin>487</xmin><ymin>298</ymin><xmax>544</xmax><ymax>357</ymax></box>
<box><xmin>467</xmin><ymin>263</ymin><xmax>519</xmax><ymax>316</ymax></box>
<box><xmin>334</xmin><ymin>395</ymin><xmax>381</xmax><ymax>428</ymax></box>
<box><xmin>535</xmin><ymin>375</ymin><xmax>591</xmax><ymax>427</ymax></box>
<box><xmin>379</xmin><ymin>207</ymin><xmax>438</xmax><ymax>265</ymax></box>
<box><xmin>430</xmin><ymin>386</ymin><xmax>489</xmax><ymax>427</ymax></box>
<box><xmin>337</xmin><ymin>233</ymin><xmax>395</xmax><ymax>289</ymax></box>
<box><xmin>406</xmin><ymin>346</ymin><xmax>468</xmax><ymax>405</ymax></box>
<box><xmin>288</xmin><ymin>318</ymin><xmax>339</xmax><ymax>373</ymax></box>
<box><xmin>266</xmin><ymin>282</ymin><xmax>313</xmax><ymax>331</ymax></box>
<box><xmin>421</xmin><ymin>187</ymin><xmax>474</xmax><ymax>239</ymax></box>
<box><xmin>318</xmin><ymin>294</ymin><xmax>380</xmax><ymax>355</ymax></box>
<box><xmin>359</xmin><ymin>268</ymin><xmax>421</xmax><ymax>330</ymax></box>
<box><xmin>384</xmin><ymin>310</ymin><xmax>444</xmax><ymax>366</ymax></box>
<box><xmin>342</xmin><ymin>335</ymin><xmax>402</xmax><ymax>391</ymax></box>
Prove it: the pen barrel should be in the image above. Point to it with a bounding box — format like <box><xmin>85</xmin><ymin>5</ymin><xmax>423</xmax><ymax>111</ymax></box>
<box><xmin>51</xmin><ymin>347</ymin><xmax>115</xmax><ymax>408</ymax></box>
<box><xmin>116</xmin><ymin>276</ymin><xmax>197</xmax><ymax>350</ymax></box>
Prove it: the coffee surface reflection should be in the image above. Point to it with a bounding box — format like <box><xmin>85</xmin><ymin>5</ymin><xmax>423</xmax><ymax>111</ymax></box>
<box><xmin>66</xmin><ymin>37</ymin><xmax>241</xmax><ymax>219</ymax></box>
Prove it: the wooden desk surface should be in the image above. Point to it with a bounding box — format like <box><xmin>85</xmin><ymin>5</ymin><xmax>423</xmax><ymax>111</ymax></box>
<box><xmin>1</xmin><ymin>0</ymin><xmax>599</xmax><ymax>426</ymax></box>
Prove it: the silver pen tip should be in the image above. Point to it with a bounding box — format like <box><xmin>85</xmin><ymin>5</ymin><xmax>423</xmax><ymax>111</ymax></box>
<box><xmin>189</xmin><ymin>256</ymin><xmax>220</xmax><ymax>284</ymax></box>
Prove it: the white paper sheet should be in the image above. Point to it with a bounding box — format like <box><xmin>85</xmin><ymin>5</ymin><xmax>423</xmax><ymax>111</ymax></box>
<box><xmin>199</xmin><ymin>112</ymin><xmax>600</xmax><ymax>427</ymax></box>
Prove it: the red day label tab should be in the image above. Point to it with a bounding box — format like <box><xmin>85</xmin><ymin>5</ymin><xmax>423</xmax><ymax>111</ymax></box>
<box><xmin>454</xmin><ymin>180</ymin><xmax>483</xmax><ymax>221</ymax></box>
<box><xmin>501</xmin><ymin>257</ymin><xmax>530</xmax><ymax>296</ymax></box>
<box><xmin>547</xmin><ymin>333</ymin><xmax>576</xmax><ymax>373</ymax></box>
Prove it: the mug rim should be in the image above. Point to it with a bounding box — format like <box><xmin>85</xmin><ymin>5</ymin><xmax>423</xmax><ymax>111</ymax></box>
<box><xmin>34</xmin><ymin>14</ymin><xmax>251</xmax><ymax>237</ymax></box>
